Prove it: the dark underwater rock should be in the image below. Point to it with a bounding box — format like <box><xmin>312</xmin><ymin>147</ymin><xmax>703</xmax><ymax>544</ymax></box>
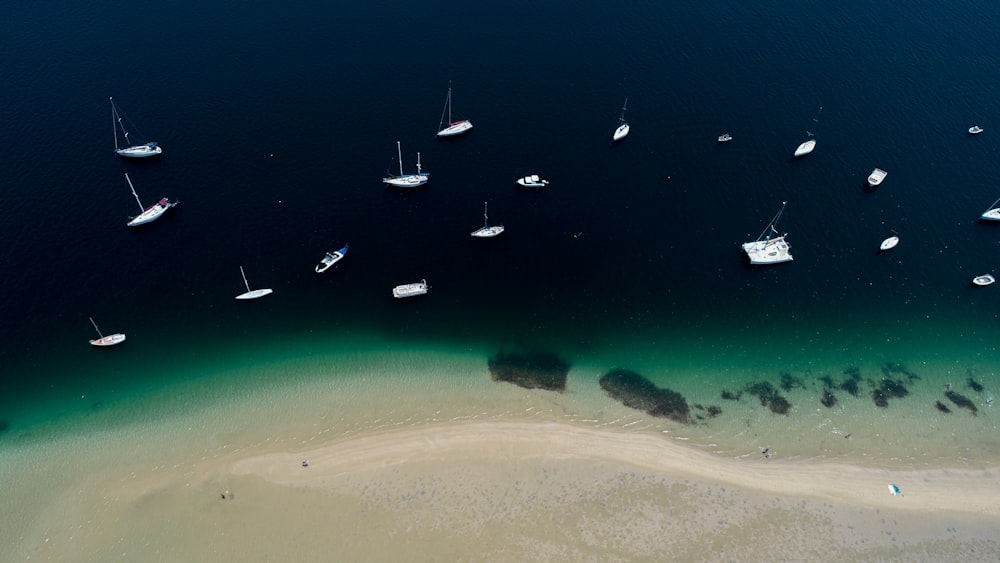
<box><xmin>599</xmin><ymin>369</ymin><xmax>694</xmax><ymax>425</ymax></box>
<box><xmin>945</xmin><ymin>390</ymin><xmax>978</xmax><ymax>416</ymax></box>
<box><xmin>488</xmin><ymin>351</ymin><xmax>569</xmax><ymax>391</ymax></box>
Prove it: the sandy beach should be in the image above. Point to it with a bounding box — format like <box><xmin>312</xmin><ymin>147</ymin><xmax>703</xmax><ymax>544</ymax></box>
<box><xmin>8</xmin><ymin>416</ymin><xmax>999</xmax><ymax>562</ymax></box>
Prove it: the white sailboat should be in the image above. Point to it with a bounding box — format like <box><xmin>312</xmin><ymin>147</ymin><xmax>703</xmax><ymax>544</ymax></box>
<box><xmin>742</xmin><ymin>202</ymin><xmax>794</xmax><ymax>265</ymax></box>
<box><xmin>612</xmin><ymin>97</ymin><xmax>630</xmax><ymax>142</ymax></box>
<box><xmin>436</xmin><ymin>83</ymin><xmax>473</xmax><ymax>137</ymax></box>
<box><xmin>315</xmin><ymin>243</ymin><xmax>348</xmax><ymax>273</ymax></box>
<box><xmin>470</xmin><ymin>202</ymin><xmax>504</xmax><ymax>238</ymax></box>
<box><xmin>125</xmin><ymin>173</ymin><xmax>177</xmax><ymax>227</ymax></box>
<box><xmin>235</xmin><ymin>266</ymin><xmax>273</xmax><ymax>300</ymax></box>
<box><xmin>880</xmin><ymin>236</ymin><xmax>899</xmax><ymax>251</ymax></box>
<box><xmin>383</xmin><ymin>141</ymin><xmax>429</xmax><ymax>187</ymax></box>
<box><xmin>392</xmin><ymin>279</ymin><xmax>429</xmax><ymax>298</ymax></box>
<box><xmin>110</xmin><ymin>97</ymin><xmax>162</xmax><ymax>158</ymax></box>
<box><xmin>793</xmin><ymin>106</ymin><xmax>821</xmax><ymax>157</ymax></box>
<box><xmin>980</xmin><ymin>197</ymin><xmax>1000</xmax><ymax>221</ymax></box>
<box><xmin>89</xmin><ymin>317</ymin><xmax>125</xmax><ymax>347</ymax></box>
<box><xmin>973</xmin><ymin>274</ymin><xmax>995</xmax><ymax>286</ymax></box>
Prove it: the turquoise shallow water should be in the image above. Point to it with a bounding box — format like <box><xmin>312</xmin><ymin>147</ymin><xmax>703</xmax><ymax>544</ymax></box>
<box><xmin>1</xmin><ymin>1</ymin><xmax>999</xmax><ymax>460</ymax></box>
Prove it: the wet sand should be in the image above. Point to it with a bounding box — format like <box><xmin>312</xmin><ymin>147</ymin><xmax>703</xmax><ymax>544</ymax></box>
<box><xmin>10</xmin><ymin>419</ymin><xmax>999</xmax><ymax>562</ymax></box>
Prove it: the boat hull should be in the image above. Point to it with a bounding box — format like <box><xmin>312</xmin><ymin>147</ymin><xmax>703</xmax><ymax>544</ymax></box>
<box><xmin>392</xmin><ymin>280</ymin><xmax>428</xmax><ymax>298</ymax></box>
<box><xmin>127</xmin><ymin>199</ymin><xmax>175</xmax><ymax>227</ymax></box>
<box><xmin>471</xmin><ymin>225</ymin><xmax>504</xmax><ymax>238</ymax></box>
<box><xmin>116</xmin><ymin>143</ymin><xmax>162</xmax><ymax>158</ymax></box>
<box><xmin>980</xmin><ymin>208</ymin><xmax>1000</xmax><ymax>221</ymax></box>
<box><xmin>612</xmin><ymin>123</ymin><xmax>630</xmax><ymax>141</ymax></box>
<box><xmin>879</xmin><ymin>236</ymin><xmax>899</xmax><ymax>251</ymax></box>
<box><xmin>236</xmin><ymin>288</ymin><xmax>274</xmax><ymax>300</ymax></box>
<box><xmin>437</xmin><ymin>121</ymin><xmax>473</xmax><ymax>137</ymax></box>
<box><xmin>793</xmin><ymin>140</ymin><xmax>816</xmax><ymax>157</ymax></box>
<box><xmin>516</xmin><ymin>175</ymin><xmax>548</xmax><ymax>189</ymax></box>
<box><xmin>742</xmin><ymin>237</ymin><xmax>793</xmax><ymax>265</ymax></box>
<box><xmin>315</xmin><ymin>245</ymin><xmax>348</xmax><ymax>273</ymax></box>
<box><xmin>867</xmin><ymin>168</ymin><xmax>887</xmax><ymax>187</ymax></box>
<box><xmin>383</xmin><ymin>175</ymin><xmax>429</xmax><ymax>188</ymax></box>
<box><xmin>973</xmin><ymin>275</ymin><xmax>995</xmax><ymax>286</ymax></box>
<box><xmin>90</xmin><ymin>333</ymin><xmax>126</xmax><ymax>347</ymax></box>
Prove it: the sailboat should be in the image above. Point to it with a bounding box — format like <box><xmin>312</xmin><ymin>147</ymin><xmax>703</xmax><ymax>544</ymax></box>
<box><xmin>383</xmin><ymin>141</ymin><xmax>429</xmax><ymax>187</ymax></box>
<box><xmin>125</xmin><ymin>173</ymin><xmax>177</xmax><ymax>227</ymax></box>
<box><xmin>980</xmin><ymin>197</ymin><xmax>1000</xmax><ymax>221</ymax></box>
<box><xmin>89</xmin><ymin>317</ymin><xmax>126</xmax><ymax>347</ymax></box>
<box><xmin>110</xmin><ymin>97</ymin><xmax>162</xmax><ymax>158</ymax></box>
<box><xmin>612</xmin><ymin>98</ymin><xmax>630</xmax><ymax>142</ymax></box>
<box><xmin>470</xmin><ymin>202</ymin><xmax>504</xmax><ymax>238</ymax></box>
<box><xmin>436</xmin><ymin>83</ymin><xmax>473</xmax><ymax>137</ymax></box>
<box><xmin>742</xmin><ymin>202</ymin><xmax>793</xmax><ymax>265</ymax></box>
<box><xmin>235</xmin><ymin>266</ymin><xmax>273</xmax><ymax>300</ymax></box>
<box><xmin>793</xmin><ymin>106</ymin><xmax>821</xmax><ymax>157</ymax></box>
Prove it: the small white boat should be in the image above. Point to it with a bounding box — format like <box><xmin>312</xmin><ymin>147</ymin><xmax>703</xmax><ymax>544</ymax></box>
<box><xmin>315</xmin><ymin>243</ymin><xmax>348</xmax><ymax>273</ymax></box>
<box><xmin>743</xmin><ymin>202</ymin><xmax>793</xmax><ymax>265</ymax></box>
<box><xmin>612</xmin><ymin>97</ymin><xmax>629</xmax><ymax>142</ymax></box>
<box><xmin>717</xmin><ymin>133</ymin><xmax>732</xmax><ymax>143</ymax></box>
<box><xmin>887</xmin><ymin>484</ymin><xmax>901</xmax><ymax>496</ymax></box>
<box><xmin>124</xmin><ymin>173</ymin><xmax>176</xmax><ymax>227</ymax></box>
<box><xmin>980</xmin><ymin>197</ymin><xmax>1000</xmax><ymax>221</ymax></box>
<box><xmin>436</xmin><ymin>83</ymin><xmax>473</xmax><ymax>137</ymax></box>
<box><xmin>867</xmin><ymin>168</ymin><xmax>887</xmax><ymax>188</ymax></box>
<box><xmin>973</xmin><ymin>274</ymin><xmax>995</xmax><ymax>286</ymax></box>
<box><xmin>235</xmin><ymin>266</ymin><xmax>273</xmax><ymax>300</ymax></box>
<box><xmin>392</xmin><ymin>279</ymin><xmax>429</xmax><ymax>298</ymax></box>
<box><xmin>89</xmin><ymin>317</ymin><xmax>125</xmax><ymax>347</ymax></box>
<box><xmin>383</xmin><ymin>141</ymin><xmax>428</xmax><ymax>188</ymax></box>
<box><xmin>517</xmin><ymin>174</ymin><xmax>549</xmax><ymax>189</ymax></box>
<box><xmin>110</xmin><ymin>97</ymin><xmax>162</xmax><ymax>158</ymax></box>
<box><xmin>470</xmin><ymin>202</ymin><xmax>504</xmax><ymax>238</ymax></box>
<box><xmin>793</xmin><ymin>139</ymin><xmax>816</xmax><ymax>157</ymax></box>
<box><xmin>969</xmin><ymin>125</ymin><xmax>984</xmax><ymax>135</ymax></box>
<box><xmin>880</xmin><ymin>236</ymin><xmax>899</xmax><ymax>251</ymax></box>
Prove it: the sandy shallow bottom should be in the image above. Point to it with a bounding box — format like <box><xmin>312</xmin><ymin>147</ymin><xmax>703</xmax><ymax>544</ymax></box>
<box><xmin>3</xmin><ymin>348</ymin><xmax>1000</xmax><ymax>562</ymax></box>
<box><xmin>9</xmin><ymin>420</ymin><xmax>1000</xmax><ymax>562</ymax></box>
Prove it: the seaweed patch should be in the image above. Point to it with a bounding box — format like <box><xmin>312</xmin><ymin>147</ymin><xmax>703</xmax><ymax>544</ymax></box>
<box><xmin>745</xmin><ymin>381</ymin><xmax>791</xmax><ymax>415</ymax></box>
<box><xmin>840</xmin><ymin>366</ymin><xmax>862</xmax><ymax>397</ymax></box>
<box><xmin>966</xmin><ymin>377</ymin><xmax>984</xmax><ymax>393</ymax></box>
<box><xmin>488</xmin><ymin>351</ymin><xmax>569</xmax><ymax>391</ymax></box>
<box><xmin>599</xmin><ymin>369</ymin><xmax>704</xmax><ymax>425</ymax></box>
<box><xmin>720</xmin><ymin>389</ymin><xmax>742</xmax><ymax>401</ymax></box>
<box><xmin>779</xmin><ymin>372</ymin><xmax>805</xmax><ymax>392</ymax></box>
<box><xmin>871</xmin><ymin>377</ymin><xmax>909</xmax><ymax>408</ymax></box>
<box><xmin>820</xmin><ymin>389</ymin><xmax>838</xmax><ymax>408</ymax></box>
<box><xmin>945</xmin><ymin>390</ymin><xmax>978</xmax><ymax>416</ymax></box>
<box><xmin>933</xmin><ymin>401</ymin><xmax>952</xmax><ymax>414</ymax></box>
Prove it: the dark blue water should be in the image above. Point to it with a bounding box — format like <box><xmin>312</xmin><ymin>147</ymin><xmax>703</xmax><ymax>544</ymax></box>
<box><xmin>3</xmin><ymin>1</ymin><xmax>1000</xmax><ymax>433</ymax></box>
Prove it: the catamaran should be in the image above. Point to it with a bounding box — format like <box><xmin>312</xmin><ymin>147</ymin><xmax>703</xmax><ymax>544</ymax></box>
<box><xmin>436</xmin><ymin>83</ymin><xmax>473</xmax><ymax>137</ymax></box>
<box><xmin>89</xmin><ymin>317</ymin><xmax>125</xmax><ymax>347</ymax></box>
<box><xmin>470</xmin><ymin>202</ymin><xmax>504</xmax><ymax>238</ymax></box>
<box><xmin>110</xmin><ymin>97</ymin><xmax>162</xmax><ymax>158</ymax></box>
<box><xmin>125</xmin><ymin>173</ymin><xmax>177</xmax><ymax>227</ymax></box>
<box><xmin>392</xmin><ymin>279</ymin><xmax>429</xmax><ymax>298</ymax></box>
<box><xmin>742</xmin><ymin>202</ymin><xmax>793</xmax><ymax>265</ymax></box>
<box><xmin>235</xmin><ymin>266</ymin><xmax>273</xmax><ymax>300</ymax></box>
<box><xmin>383</xmin><ymin>141</ymin><xmax>428</xmax><ymax>187</ymax></box>
<box><xmin>980</xmin><ymin>197</ymin><xmax>1000</xmax><ymax>221</ymax></box>
<box><xmin>315</xmin><ymin>243</ymin><xmax>348</xmax><ymax>273</ymax></box>
<box><xmin>612</xmin><ymin>98</ymin><xmax>630</xmax><ymax>142</ymax></box>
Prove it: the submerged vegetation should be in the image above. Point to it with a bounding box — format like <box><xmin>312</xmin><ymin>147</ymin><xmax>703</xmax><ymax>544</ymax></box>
<box><xmin>488</xmin><ymin>351</ymin><xmax>569</xmax><ymax>391</ymax></box>
<box><xmin>945</xmin><ymin>390</ymin><xmax>978</xmax><ymax>416</ymax></box>
<box><xmin>598</xmin><ymin>369</ymin><xmax>708</xmax><ymax>425</ymax></box>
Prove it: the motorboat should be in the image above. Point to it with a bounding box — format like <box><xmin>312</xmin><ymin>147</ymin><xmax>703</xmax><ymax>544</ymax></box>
<box><xmin>315</xmin><ymin>243</ymin><xmax>348</xmax><ymax>273</ymax></box>
<box><xmin>717</xmin><ymin>133</ymin><xmax>732</xmax><ymax>143</ymax></box>
<box><xmin>879</xmin><ymin>236</ymin><xmax>899</xmax><ymax>251</ymax></box>
<box><xmin>742</xmin><ymin>202</ymin><xmax>793</xmax><ymax>265</ymax></box>
<box><xmin>969</xmin><ymin>125</ymin><xmax>984</xmax><ymax>135</ymax></box>
<box><xmin>973</xmin><ymin>274</ymin><xmax>995</xmax><ymax>286</ymax></box>
<box><xmin>867</xmin><ymin>168</ymin><xmax>887</xmax><ymax>188</ymax></box>
<box><xmin>517</xmin><ymin>174</ymin><xmax>549</xmax><ymax>189</ymax></box>
<box><xmin>392</xmin><ymin>279</ymin><xmax>429</xmax><ymax>298</ymax></box>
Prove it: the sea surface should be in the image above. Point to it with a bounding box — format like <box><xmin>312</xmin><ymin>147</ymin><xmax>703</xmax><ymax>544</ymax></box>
<box><xmin>2</xmin><ymin>1</ymin><xmax>999</xmax><ymax>459</ymax></box>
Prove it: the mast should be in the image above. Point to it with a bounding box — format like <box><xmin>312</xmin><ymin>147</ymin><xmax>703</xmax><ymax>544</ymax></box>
<box><xmin>416</xmin><ymin>152</ymin><xmax>422</xmax><ymax>175</ymax></box>
<box><xmin>110</xmin><ymin>98</ymin><xmax>119</xmax><ymax>151</ymax></box>
<box><xmin>240</xmin><ymin>266</ymin><xmax>251</xmax><ymax>292</ymax></box>
<box><xmin>396</xmin><ymin>141</ymin><xmax>403</xmax><ymax>176</ymax></box>
<box><xmin>447</xmin><ymin>86</ymin><xmax>453</xmax><ymax>123</ymax></box>
<box><xmin>124</xmin><ymin>173</ymin><xmax>144</xmax><ymax>212</ymax></box>
<box><xmin>483</xmin><ymin>201</ymin><xmax>488</xmax><ymax>226</ymax></box>
<box><xmin>89</xmin><ymin>317</ymin><xmax>103</xmax><ymax>338</ymax></box>
<box><xmin>620</xmin><ymin>97</ymin><xmax>628</xmax><ymax>123</ymax></box>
